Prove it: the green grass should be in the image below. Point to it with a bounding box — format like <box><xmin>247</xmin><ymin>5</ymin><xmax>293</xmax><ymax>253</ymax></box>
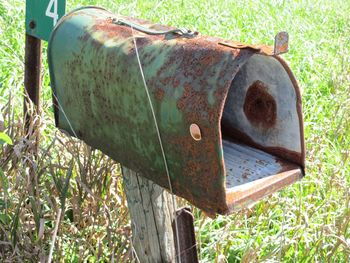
<box><xmin>1</xmin><ymin>0</ymin><xmax>350</xmax><ymax>261</ymax></box>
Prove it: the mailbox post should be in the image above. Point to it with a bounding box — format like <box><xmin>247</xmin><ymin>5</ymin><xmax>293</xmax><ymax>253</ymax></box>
<box><xmin>122</xmin><ymin>167</ymin><xmax>176</xmax><ymax>262</ymax></box>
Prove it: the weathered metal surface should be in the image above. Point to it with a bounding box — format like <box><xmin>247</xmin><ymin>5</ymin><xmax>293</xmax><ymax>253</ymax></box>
<box><xmin>222</xmin><ymin>54</ymin><xmax>305</xmax><ymax>166</ymax></box>
<box><xmin>113</xmin><ymin>18</ymin><xmax>198</xmax><ymax>38</ymax></box>
<box><xmin>224</xmin><ymin>140</ymin><xmax>295</xmax><ymax>187</ymax></box>
<box><xmin>274</xmin><ymin>31</ymin><xmax>289</xmax><ymax>55</ymax></box>
<box><xmin>226</xmin><ymin>169</ymin><xmax>301</xmax><ymax>211</ymax></box>
<box><xmin>223</xmin><ymin>139</ymin><xmax>301</xmax><ymax>211</ymax></box>
<box><xmin>172</xmin><ymin>207</ymin><xmax>198</xmax><ymax>263</ymax></box>
<box><xmin>48</xmin><ymin>7</ymin><xmax>305</xmax><ymax>215</ymax></box>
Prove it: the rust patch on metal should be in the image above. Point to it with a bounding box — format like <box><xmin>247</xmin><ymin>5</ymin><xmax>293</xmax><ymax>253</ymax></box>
<box><xmin>222</xmin><ymin>128</ymin><xmax>303</xmax><ymax>166</ymax></box>
<box><xmin>135</xmin><ymin>37</ymin><xmax>152</xmax><ymax>48</ymax></box>
<box><xmin>154</xmin><ymin>88</ymin><xmax>165</xmax><ymax>100</ymax></box>
<box><xmin>218</xmin><ymin>41</ymin><xmax>274</xmax><ymax>55</ymax></box>
<box><xmin>176</xmin><ymin>82</ymin><xmax>220</xmax><ymax>124</ymax></box>
<box><xmin>243</xmin><ymin>80</ymin><xmax>277</xmax><ymax>129</ymax></box>
<box><xmin>242</xmin><ymin>172</ymin><xmax>248</xmax><ymax>179</ymax></box>
<box><xmin>219</xmin><ymin>41</ymin><xmax>261</xmax><ymax>51</ymax></box>
<box><xmin>170</xmin><ymin>125</ymin><xmax>227</xmax><ymax>214</ymax></box>
<box><xmin>226</xmin><ymin>169</ymin><xmax>302</xmax><ymax>212</ymax></box>
<box><xmin>274</xmin><ymin>56</ymin><xmax>305</xmax><ymax>169</ymax></box>
<box><xmin>274</xmin><ymin>32</ymin><xmax>289</xmax><ymax>55</ymax></box>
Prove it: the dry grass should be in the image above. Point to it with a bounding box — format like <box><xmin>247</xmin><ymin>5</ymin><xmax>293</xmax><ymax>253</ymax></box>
<box><xmin>1</xmin><ymin>99</ymin><xmax>131</xmax><ymax>261</ymax></box>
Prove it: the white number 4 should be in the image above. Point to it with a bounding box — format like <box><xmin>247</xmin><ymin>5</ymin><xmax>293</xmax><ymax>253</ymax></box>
<box><xmin>45</xmin><ymin>0</ymin><xmax>59</xmax><ymax>26</ymax></box>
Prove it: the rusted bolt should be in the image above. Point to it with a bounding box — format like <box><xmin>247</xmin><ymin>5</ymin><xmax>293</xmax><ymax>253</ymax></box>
<box><xmin>190</xmin><ymin>124</ymin><xmax>201</xmax><ymax>141</ymax></box>
<box><xmin>29</xmin><ymin>20</ymin><xmax>36</xmax><ymax>29</ymax></box>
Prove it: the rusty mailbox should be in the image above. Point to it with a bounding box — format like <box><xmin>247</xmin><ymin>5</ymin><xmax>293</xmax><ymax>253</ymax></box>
<box><xmin>48</xmin><ymin>7</ymin><xmax>305</xmax><ymax>215</ymax></box>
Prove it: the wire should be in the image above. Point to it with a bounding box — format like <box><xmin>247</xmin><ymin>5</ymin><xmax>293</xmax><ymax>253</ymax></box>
<box><xmin>130</xmin><ymin>27</ymin><xmax>182</xmax><ymax>263</ymax></box>
<box><xmin>52</xmin><ymin>92</ymin><xmax>79</xmax><ymax>139</ymax></box>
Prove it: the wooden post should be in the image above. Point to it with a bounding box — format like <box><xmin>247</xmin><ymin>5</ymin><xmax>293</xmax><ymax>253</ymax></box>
<box><xmin>122</xmin><ymin>167</ymin><xmax>199</xmax><ymax>263</ymax></box>
<box><xmin>23</xmin><ymin>33</ymin><xmax>42</xmax><ymax>229</ymax></box>
<box><xmin>24</xmin><ymin>33</ymin><xmax>42</xmax><ymax>144</ymax></box>
<box><xmin>122</xmin><ymin>167</ymin><xmax>176</xmax><ymax>262</ymax></box>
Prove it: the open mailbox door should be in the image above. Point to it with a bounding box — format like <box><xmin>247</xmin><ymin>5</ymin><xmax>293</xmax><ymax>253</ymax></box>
<box><xmin>222</xmin><ymin>53</ymin><xmax>304</xmax><ymax>211</ymax></box>
<box><xmin>48</xmin><ymin>7</ymin><xmax>305</xmax><ymax>215</ymax></box>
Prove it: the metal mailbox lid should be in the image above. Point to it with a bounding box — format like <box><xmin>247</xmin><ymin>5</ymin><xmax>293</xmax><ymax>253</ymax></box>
<box><xmin>48</xmin><ymin>7</ymin><xmax>305</xmax><ymax>215</ymax></box>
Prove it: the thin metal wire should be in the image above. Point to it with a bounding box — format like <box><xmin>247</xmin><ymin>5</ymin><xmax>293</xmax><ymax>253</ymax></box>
<box><xmin>279</xmin><ymin>195</ymin><xmax>287</xmax><ymax>260</ymax></box>
<box><xmin>52</xmin><ymin>92</ymin><xmax>79</xmax><ymax>139</ymax></box>
<box><xmin>53</xmin><ymin>92</ymin><xmax>147</xmax><ymax>262</ymax></box>
<box><xmin>130</xmin><ymin>27</ymin><xmax>182</xmax><ymax>263</ymax></box>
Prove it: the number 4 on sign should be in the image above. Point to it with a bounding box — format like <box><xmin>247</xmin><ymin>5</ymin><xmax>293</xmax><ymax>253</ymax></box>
<box><xmin>25</xmin><ymin>0</ymin><xmax>66</xmax><ymax>41</ymax></box>
<box><xmin>46</xmin><ymin>0</ymin><xmax>58</xmax><ymax>26</ymax></box>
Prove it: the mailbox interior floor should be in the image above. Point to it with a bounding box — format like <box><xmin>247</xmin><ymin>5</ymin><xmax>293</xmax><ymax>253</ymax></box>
<box><xmin>223</xmin><ymin>139</ymin><xmax>299</xmax><ymax>188</ymax></box>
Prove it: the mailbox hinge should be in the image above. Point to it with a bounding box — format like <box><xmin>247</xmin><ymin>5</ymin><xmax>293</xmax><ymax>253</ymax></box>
<box><xmin>112</xmin><ymin>18</ymin><xmax>198</xmax><ymax>38</ymax></box>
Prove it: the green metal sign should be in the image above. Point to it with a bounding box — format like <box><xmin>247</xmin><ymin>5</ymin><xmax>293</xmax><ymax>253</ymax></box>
<box><xmin>26</xmin><ymin>0</ymin><xmax>66</xmax><ymax>41</ymax></box>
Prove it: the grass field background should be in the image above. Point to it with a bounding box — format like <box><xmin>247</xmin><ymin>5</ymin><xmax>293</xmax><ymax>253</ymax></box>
<box><xmin>1</xmin><ymin>0</ymin><xmax>350</xmax><ymax>262</ymax></box>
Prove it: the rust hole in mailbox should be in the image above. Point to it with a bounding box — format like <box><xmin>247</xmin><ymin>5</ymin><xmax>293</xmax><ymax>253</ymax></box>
<box><xmin>243</xmin><ymin>80</ymin><xmax>276</xmax><ymax>129</ymax></box>
<box><xmin>221</xmin><ymin>54</ymin><xmax>303</xmax><ymax>209</ymax></box>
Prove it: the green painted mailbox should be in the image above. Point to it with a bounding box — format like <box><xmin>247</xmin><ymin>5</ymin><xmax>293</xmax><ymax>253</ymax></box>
<box><xmin>48</xmin><ymin>7</ymin><xmax>305</xmax><ymax>215</ymax></box>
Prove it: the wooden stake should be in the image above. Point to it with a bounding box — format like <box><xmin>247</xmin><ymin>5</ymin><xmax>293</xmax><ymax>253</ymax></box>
<box><xmin>122</xmin><ymin>167</ymin><xmax>176</xmax><ymax>262</ymax></box>
<box><xmin>122</xmin><ymin>167</ymin><xmax>199</xmax><ymax>262</ymax></box>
